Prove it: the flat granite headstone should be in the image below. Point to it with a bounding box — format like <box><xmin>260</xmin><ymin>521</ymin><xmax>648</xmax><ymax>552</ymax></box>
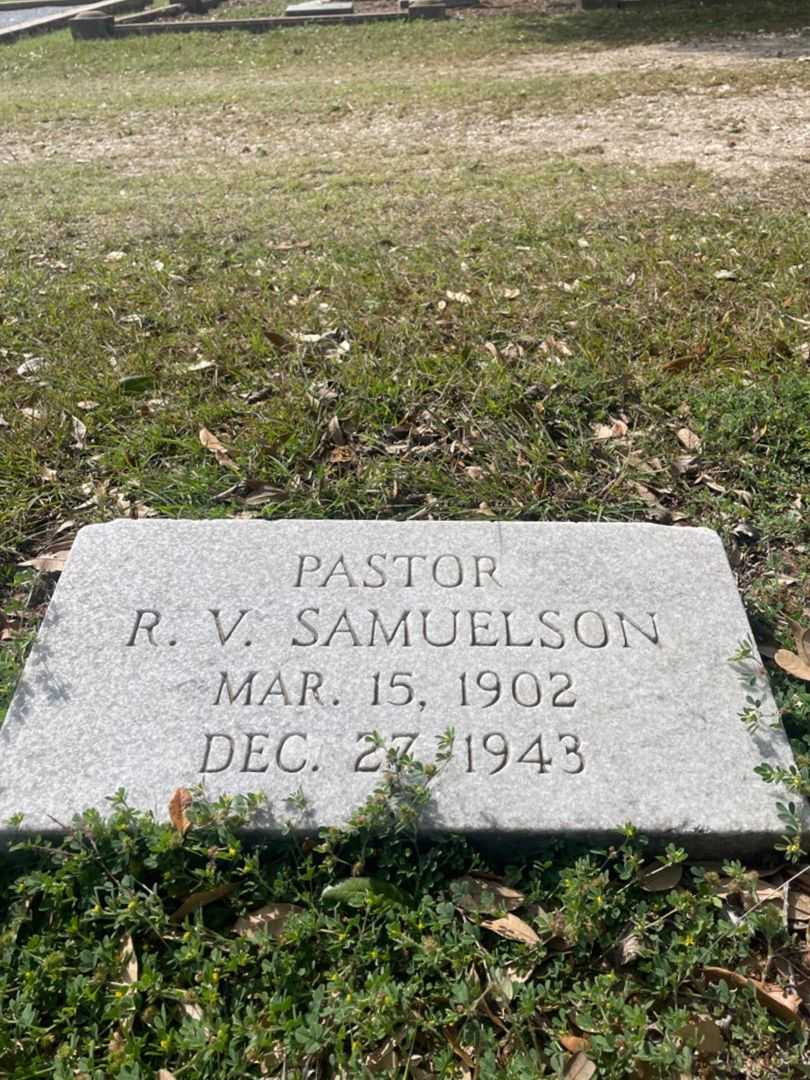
<box><xmin>0</xmin><ymin>520</ymin><xmax>799</xmax><ymax>852</ymax></box>
<box><xmin>285</xmin><ymin>1</ymin><xmax>353</xmax><ymax>14</ymax></box>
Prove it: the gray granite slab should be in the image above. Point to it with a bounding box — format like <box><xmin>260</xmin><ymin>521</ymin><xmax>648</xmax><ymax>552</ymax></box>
<box><xmin>0</xmin><ymin>520</ymin><xmax>798</xmax><ymax>853</ymax></box>
<box><xmin>285</xmin><ymin>1</ymin><xmax>353</xmax><ymax>14</ymax></box>
<box><xmin>0</xmin><ymin>4</ymin><xmax>77</xmax><ymax>27</ymax></box>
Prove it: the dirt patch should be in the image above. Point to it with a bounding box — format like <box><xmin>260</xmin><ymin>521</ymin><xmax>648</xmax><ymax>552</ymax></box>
<box><xmin>2</xmin><ymin>34</ymin><xmax>809</xmax><ymax>179</ymax></box>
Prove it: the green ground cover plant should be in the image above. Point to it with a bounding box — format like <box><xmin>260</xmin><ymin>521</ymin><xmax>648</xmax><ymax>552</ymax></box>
<box><xmin>1</xmin><ymin>0</ymin><xmax>810</xmax><ymax>1074</ymax></box>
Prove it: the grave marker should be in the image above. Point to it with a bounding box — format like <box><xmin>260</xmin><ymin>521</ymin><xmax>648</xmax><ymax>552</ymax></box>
<box><xmin>0</xmin><ymin>520</ymin><xmax>797</xmax><ymax>852</ymax></box>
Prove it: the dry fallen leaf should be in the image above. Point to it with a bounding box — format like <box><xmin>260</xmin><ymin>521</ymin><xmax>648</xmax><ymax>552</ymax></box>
<box><xmin>119</xmin><ymin>934</ymin><xmax>138</xmax><ymax>985</ymax></box>
<box><xmin>20</xmin><ymin>550</ymin><xmax>70</xmax><ymax>574</ymax></box>
<box><xmin>168</xmin><ymin>788</ymin><xmax>193</xmax><ymax>835</ymax></box>
<box><xmin>788</xmin><ymin>889</ymin><xmax>810</xmax><ymax>924</ymax></box>
<box><xmin>329</xmin><ymin>445</ymin><xmax>354</xmax><ymax>464</ymax></box>
<box><xmin>564</xmin><ymin>1050</ymin><xmax>597</xmax><ymax>1079</ymax></box>
<box><xmin>678</xmin><ymin>1016</ymin><xmax>725</xmax><ymax>1057</ymax></box>
<box><xmin>615</xmin><ymin>928</ymin><xmax>644</xmax><ymax>965</ymax></box>
<box><xmin>233</xmin><ymin>903</ymin><xmax>304</xmax><ymax>940</ymax></box>
<box><xmin>480</xmin><ymin>913</ymin><xmax>540</xmax><ymax>946</ymax></box>
<box><xmin>639</xmin><ymin>860</ymin><xmax>683</xmax><ymax>892</ymax></box>
<box><xmin>592</xmin><ymin>418</ymin><xmax>628</xmax><ymax>441</ymax></box>
<box><xmin>559</xmin><ymin>1034</ymin><xmax>590</xmax><ymax>1054</ymax></box>
<box><xmin>703</xmin><ymin>965</ymin><xmax>801</xmax><ymax>1025</ymax></box>
<box><xmin>446</xmin><ymin>290</ymin><xmax>472</xmax><ymax>305</ymax></box>
<box><xmin>181</xmin><ymin>999</ymin><xmax>212</xmax><ymax>1036</ymax></box>
<box><xmin>327</xmin><ymin>415</ymin><xmax>346</xmax><ymax>446</ymax></box>
<box><xmin>199</xmin><ymin>427</ymin><xmax>237</xmax><ymax>470</ymax></box>
<box><xmin>443</xmin><ymin>1028</ymin><xmax>476</xmax><ymax>1070</ymax></box>
<box><xmin>71</xmin><ymin>415</ymin><xmax>87</xmax><ymax>449</ymax></box>
<box><xmin>169</xmin><ymin>884</ymin><xmax>234</xmax><ymax>923</ymax></box>
<box><xmin>454</xmin><ymin>875</ymin><xmax>525</xmax><ymax>914</ymax></box>
<box><xmin>775</xmin><ymin>622</ymin><xmax>810</xmax><ymax>682</ymax></box>
<box><xmin>676</xmin><ymin>427</ymin><xmax>701</xmax><ymax>451</ymax></box>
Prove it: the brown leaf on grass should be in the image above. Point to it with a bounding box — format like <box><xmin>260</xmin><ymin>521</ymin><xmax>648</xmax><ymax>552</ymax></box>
<box><xmin>703</xmin><ymin>966</ymin><xmax>802</xmax><ymax>1025</ymax></box>
<box><xmin>199</xmin><ymin>427</ymin><xmax>237</xmax><ymax>470</ymax></box>
<box><xmin>615</xmin><ymin>928</ymin><xmax>644</xmax><ymax>965</ymax></box>
<box><xmin>480</xmin><ymin>913</ymin><xmax>540</xmax><ymax>946</ymax></box>
<box><xmin>20</xmin><ymin>549</ymin><xmax>70</xmax><ymax>574</ymax></box>
<box><xmin>40</xmin><ymin>466</ymin><xmax>57</xmax><ymax>482</ymax></box>
<box><xmin>443</xmin><ymin>1028</ymin><xmax>476</xmax><ymax>1069</ymax></box>
<box><xmin>678</xmin><ymin>1016</ymin><xmax>725</xmax><ymax>1057</ymax></box>
<box><xmin>788</xmin><ymin>889</ymin><xmax>810</xmax><ymax>924</ymax></box>
<box><xmin>119</xmin><ymin>934</ymin><xmax>138</xmax><ymax>984</ymax></box>
<box><xmin>71</xmin><ymin>415</ymin><xmax>87</xmax><ymax>449</ymax></box>
<box><xmin>181</xmin><ymin>999</ymin><xmax>212</xmax><ymax>1036</ymax></box>
<box><xmin>233</xmin><ymin>903</ymin><xmax>304</xmax><ymax>940</ymax></box>
<box><xmin>559</xmin><ymin>1035</ymin><xmax>590</xmax><ymax>1054</ymax></box>
<box><xmin>592</xmin><ymin>418</ymin><xmax>628</xmax><ymax>440</ymax></box>
<box><xmin>169</xmin><ymin>884</ymin><xmax>234</xmax><ymax>923</ymax></box>
<box><xmin>639</xmin><ymin>861</ymin><xmax>683</xmax><ymax>892</ymax></box>
<box><xmin>663</xmin><ymin>352</ymin><xmax>706</xmax><ymax>374</ymax></box>
<box><xmin>168</xmin><ymin>788</ymin><xmax>193</xmax><ymax>835</ymax></box>
<box><xmin>446</xmin><ymin>290</ymin><xmax>472</xmax><ymax>305</ymax></box>
<box><xmin>676</xmin><ymin>427</ymin><xmax>701</xmax><ymax>451</ymax></box>
<box><xmin>108</xmin><ymin>1027</ymin><xmax>126</xmax><ymax>1055</ymax></box>
<box><xmin>564</xmin><ymin>1050</ymin><xmax>597</xmax><ymax>1079</ymax></box>
<box><xmin>673</xmin><ymin>454</ymin><xmax>698</xmax><ymax>476</ymax></box>
<box><xmin>329</xmin><ymin>445</ymin><xmax>355</xmax><ymax>464</ymax></box>
<box><xmin>454</xmin><ymin>875</ymin><xmax>525</xmax><ymax>914</ymax></box>
<box><xmin>327</xmin><ymin>415</ymin><xmax>347</xmax><ymax>446</ymax></box>
<box><xmin>775</xmin><ymin>622</ymin><xmax>810</xmax><ymax>681</ymax></box>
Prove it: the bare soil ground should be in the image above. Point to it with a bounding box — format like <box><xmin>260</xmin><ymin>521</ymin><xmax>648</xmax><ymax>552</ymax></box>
<box><xmin>3</xmin><ymin>31</ymin><xmax>810</xmax><ymax>180</ymax></box>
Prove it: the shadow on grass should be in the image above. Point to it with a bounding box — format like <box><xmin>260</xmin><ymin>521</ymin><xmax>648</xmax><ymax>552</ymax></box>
<box><xmin>506</xmin><ymin>0</ymin><xmax>810</xmax><ymax>51</ymax></box>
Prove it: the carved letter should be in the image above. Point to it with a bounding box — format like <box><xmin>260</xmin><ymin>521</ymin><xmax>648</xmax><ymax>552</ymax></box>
<box><xmin>292</xmin><ymin>608</ymin><xmax>319</xmax><ymax>646</ymax></box>
<box><xmin>300</xmin><ymin>671</ymin><xmax>323</xmax><ymax>704</ymax></box>
<box><xmin>363</xmin><ymin>553</ymin><xmax>387</xmax><ymax>588</ymax></box>
<box><xmin>213</xmin><ymin>671</ymin><xmax>257</xmax><ymax>705</ymax></box>
<box><xmin>321</xmin><ymin>554</ymin><xmax>357</xmax><ymax>588</ymax></box>
<box><xmin>209</xmin><ymin>608</ymin><xmax>250</xmax><ymax>645</ymax></box>
<box><xmin>470</xmin><ymin>610</ymin><xmax>498</xmax><ymax>646</ymax></box>
<box><xmin>200</xmin><ymin>733</ymin><xmax>234</xmax><ymax>773</ymax></box>
<box><xmin>242</xmin><ymin>732</ymin><xmax>269</xmax><ymax>773</ymax></box>
<box><xmin>503</xmin><ymin>610</ymin><xmax>533</xmax><ymax>646</ymax></box>
<box><xmin>474</xmin><ymin>555</ymin><xmax>501</xmax><ymax>587</ymax></box>
<box><xmin>421</xmin><ymin>609</ymin><xmax>459</xmax><ymax>647</ymax></box>
<box><xmin>537</xmin><ymin>610</ymin><xmax>565</xmax><ymax>649</ymax></box>
<box><xmin>295</xmin><ymin>554</ymin><xmax>321</xmax><ymax>587</ymax></box>
<box><xmin>258</xmin><ymin>672</ymin><xmax>291</xmax><ymax>706</ymax></box>
<box><xmin>574</xmin><ymin>610</ymin><xmax>609</xmax><ymax>649</ymax></box>
<box><xmin>391</xmin><ymin>554</ymin><xmax>426</xmax><ymax>587</ymax></box>
<box><xmin>617</xmin><ymin>611</ymin><xmax>659</xmax><ymax>648</ymax></box>
<box><xmin>433</xmin><ymin>554</ymin><xmax>463</xmax><ymax>588</ymax></box>
<box><xmin>322</xmin><ymin>609</ymin><xmax>361</xmax><ymax>646</ymax></box>
<box><xmin>126</xmin><ymin>609</ymin><xmax>161</xmax><ymax>646</ymax></box>
<box><xmin>276</xmin><ymin>733</ymin><xmax>308</xmax><ymax>773</ymax></box>
<box><xmin>369</xmin><ymin>610</ymin><xmax>411</xmax><ymax>647</ymax></box>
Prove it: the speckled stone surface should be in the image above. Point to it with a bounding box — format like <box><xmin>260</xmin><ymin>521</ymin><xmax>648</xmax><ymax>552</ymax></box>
<box><xmin>0</xmin><ymin>520</ymin><xmax>797</xmax><ymax>852</ymax></box>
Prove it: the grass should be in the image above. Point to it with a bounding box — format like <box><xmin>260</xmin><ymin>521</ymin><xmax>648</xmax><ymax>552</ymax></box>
<box><xmin>1</xmin><ymin>0</ymin><xmax>810</xmax><ymax>1074</ymax></box>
